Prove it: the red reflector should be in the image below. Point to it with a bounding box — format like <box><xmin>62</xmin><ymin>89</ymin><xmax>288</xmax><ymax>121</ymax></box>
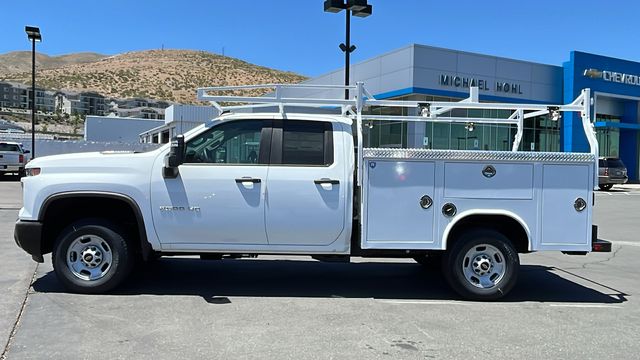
<box><xmin>604</xmin><ymin>168</ymin><xmax>609</xmax><ymax>176</ymax></box>
<box><xmin>19</xmin><ymin>154</ymin><xmax>24</xmax><ymax>162</ymax></box>
<box><xmin>593</xmin><ymin>243</ymin><xmax>603</xmax><ymax>251</ymax></box>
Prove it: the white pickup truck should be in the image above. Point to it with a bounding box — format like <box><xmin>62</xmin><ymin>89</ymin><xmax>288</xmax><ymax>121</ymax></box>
<box><xmin>0</xmin><ymin>141</ymin><xmax>28</xmax><ymax>177</ymax></box>
<box><xmin>14</xmin><ymin>83</ymin><xmax>611</xmax><ymax>300</ymax></box>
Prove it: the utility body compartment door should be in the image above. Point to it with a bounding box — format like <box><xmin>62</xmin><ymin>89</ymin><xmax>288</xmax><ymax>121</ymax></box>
<box><xmin>538</xmin><ymin>164</ymin><xmax>593</xmax><ymax>251</ymax></box>
<box><xmin>363</xmin><ymin>160</ymin><xmax>436</xmax><ymax>249</ymax></box>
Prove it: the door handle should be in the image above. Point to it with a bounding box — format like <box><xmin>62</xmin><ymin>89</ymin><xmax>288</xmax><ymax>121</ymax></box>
<box><xmin>314</xmin><ymin>178</ymin><xmax>339</xmax><ymax>185</ymax></box>
<box><xmin>235</xmin><ymin>177</ymin><xmax>261</xmax><ymax>183</ymax></box>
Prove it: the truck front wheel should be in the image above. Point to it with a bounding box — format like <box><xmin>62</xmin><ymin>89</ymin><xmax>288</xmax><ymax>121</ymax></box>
<box><xmin>52</xmin><ymin>220</ymin><xmax>134</xmax><ymax>293</ymax></box>
<box><xmin>443</xmin><ymin>229</ymin><xmax>519</xmax><ymax>301</ymax></box>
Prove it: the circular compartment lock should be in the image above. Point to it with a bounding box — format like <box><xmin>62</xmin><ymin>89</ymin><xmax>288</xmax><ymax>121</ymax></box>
<box><xmin>369</xmin><ymin>161</ymin><xmax>376</xmax><ymax>169</ymax></box>
<box><xmin>442</xmin><ymin>203</ymin><xmax>457</xmax><ymax>217</ymax></box>
<box><xmin>419</xmin><ymin>195</ymin><xmax>433</xmax><ymax>209</ymax></box>
<box><xmin>574</xmin><ymin>198</ymin><xmax>587</xmax><ymax>212</ymax></box>
<box><xmin>482</xmin><ymin>165</ymin><xmax>496</xmax><ymax>178</ymax></box>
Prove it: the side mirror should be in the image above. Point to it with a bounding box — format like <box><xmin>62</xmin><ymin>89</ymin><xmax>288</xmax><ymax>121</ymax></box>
<box><xmin>24</xmin><ymin>150</ymin><xmax>30</xmax><ymax>154</ymax></box>
<box><xmin>163</xmin><ymin>135</ymin><xmax>185</xmax><ymax>178</ymax></box>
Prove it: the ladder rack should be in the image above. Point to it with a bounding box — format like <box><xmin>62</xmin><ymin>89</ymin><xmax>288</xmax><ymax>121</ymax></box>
<box><xmin>197</xmin><ymin>82</ymin><xmax>598</xmax><ymax>185</ymax></box>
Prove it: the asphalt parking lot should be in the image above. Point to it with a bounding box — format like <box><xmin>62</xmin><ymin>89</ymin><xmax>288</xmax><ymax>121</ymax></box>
<box><xmin>1</xmin><ymin>178</ymin><xmax>639</xmax><ymax>359</ymax></box>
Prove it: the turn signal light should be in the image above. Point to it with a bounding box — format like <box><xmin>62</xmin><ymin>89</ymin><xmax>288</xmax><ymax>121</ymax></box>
<box><xmin>603</xmin><ymin>167</ymin><xmax>609</xmax><ymax>176</ymax></box>
<box><xmin>25</xmin><ymin>168</ymin><xmax>41</xmax><ymax>176</ymax></box>
<box><xmin>19</xmin><ymin>154</ymin><xmax>24</xmax><ymax>163</ymax></box>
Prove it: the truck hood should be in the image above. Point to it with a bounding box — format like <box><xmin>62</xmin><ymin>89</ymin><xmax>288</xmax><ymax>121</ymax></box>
<box><xmin>26</xmin><ymin>150</ymin><xmax>163</xmax><ymax>175</ymax></box>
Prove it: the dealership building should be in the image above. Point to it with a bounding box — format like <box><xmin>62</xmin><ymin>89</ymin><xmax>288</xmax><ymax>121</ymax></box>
<box><xmin>303</xmin><ymin>44</ymin><xmax>640</xmax><ymax>181</ymax></box>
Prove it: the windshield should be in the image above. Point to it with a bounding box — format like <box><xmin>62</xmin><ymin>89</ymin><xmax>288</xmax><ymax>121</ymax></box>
<box><xmin>606</xmin><ymin>158</ymin><xmax>625</xmax><ymax>168</ymax></box>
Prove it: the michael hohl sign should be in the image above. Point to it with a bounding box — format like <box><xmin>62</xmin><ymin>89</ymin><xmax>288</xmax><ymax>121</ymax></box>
<box><xmin>584</xmin><ymin>68</ymin><xmax>640</xmax><ymax>86</ymax></box>
<box><xmin>438</xmin><ymin>74</ymin><xmax>523</xmax><ymax>95</ymax></box>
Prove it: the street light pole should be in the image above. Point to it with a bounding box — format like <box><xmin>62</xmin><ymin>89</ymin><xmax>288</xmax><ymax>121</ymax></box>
<box><xmin>31</xmin><ymin>37</ymin><xmax>35</xmax><ymax>158</ymax></box>
<box><xmin>25</xmin><ymin>26</ymin><xmax>41</xmax><ymax>159</ymax></box>
<box><xmin>324</xmin><ymin>0</ymin><xmax>372</xmax><ymax>99</ymax></box>
<box><xmin>344</xmin><ymin>8</ymin><xmax>350</xmax><ymax>100</ymax></box>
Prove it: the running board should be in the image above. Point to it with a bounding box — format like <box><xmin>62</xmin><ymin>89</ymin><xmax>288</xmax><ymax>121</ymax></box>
<box><xmin>311</xmin><ymin>255</ymin><xmax>351</xmax><ymax>263</ymax></box>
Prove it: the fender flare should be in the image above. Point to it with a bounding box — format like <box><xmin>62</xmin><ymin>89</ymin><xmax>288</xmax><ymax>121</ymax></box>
<box><xmin>39</xmin><ymin>191</ymin><xmax>154</xmax><ymax>259</ymax></box>
<box><xmin>441</xmin><ymin>209</ymin><xmax>532</xmax><ymax>251</ymax></box>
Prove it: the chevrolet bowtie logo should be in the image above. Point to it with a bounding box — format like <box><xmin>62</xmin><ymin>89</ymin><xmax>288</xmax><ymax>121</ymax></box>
<box><xmin>583</xmin><ymin>68</ymin><xmax>603</xmax><ymax>79</ymax></box>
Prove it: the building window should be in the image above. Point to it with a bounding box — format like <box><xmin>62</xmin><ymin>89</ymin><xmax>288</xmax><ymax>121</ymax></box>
<box><xmin>362</xmin><ymin>94</ymin><xmax>560</xmax><ymax>152</ymax></box>
<box><xmin>161</xmin><ymin>130</ymin><xmax>170</xmax><ymax>144</ymax></box>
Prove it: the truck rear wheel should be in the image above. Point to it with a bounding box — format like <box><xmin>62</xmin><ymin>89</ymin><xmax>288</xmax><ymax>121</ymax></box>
<box><xmin>52</xmin><ymin>220</ymin><xmax>134</xmax><ymax>293</ymax></box>
<box><xmin>443</xmin><ymin>229</ymin><xmax>519</xmax><ymax>301</ymax></box>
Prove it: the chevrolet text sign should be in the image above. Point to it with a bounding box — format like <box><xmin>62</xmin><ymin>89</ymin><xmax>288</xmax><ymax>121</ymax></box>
<box><xmin>584</xmin><ymin>68</ymin><xmax>640</xmax><ymax>86</ymax></box>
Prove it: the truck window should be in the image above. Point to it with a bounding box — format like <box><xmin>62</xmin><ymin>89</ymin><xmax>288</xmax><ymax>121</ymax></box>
<box><xmin>0</xmin><ymin>143</ymin><xmax>20</xmax><ymax>152</ymax></box>
<box><xmin>606</xmin><ymin>158</ymin><xmax>625</xmax><ymax>168</ymax></box>
<box><xmin>281</xmin><ymin>121</ymin><xmax>333</xmax><ymax>166</ymax></box>
<box><xmin>185</xmin><ymin>120</ymin><xmax>267</xmax><ymax>164</ymax></box>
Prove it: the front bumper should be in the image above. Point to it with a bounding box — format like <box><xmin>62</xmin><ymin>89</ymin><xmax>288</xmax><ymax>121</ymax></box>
<box><xmin>14</xmin><ymin>220</ymin><xmax>44</xmax><ymax>262</ymax></box>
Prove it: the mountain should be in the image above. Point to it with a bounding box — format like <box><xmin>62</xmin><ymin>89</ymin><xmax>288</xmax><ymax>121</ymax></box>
<box><xmin>0</xmin><ymin>51</ymin><xmax>106</xmax><ymax>74</ymax></box>
<box><xmin>0</xmin><ymin>49</ymin><xmax>307</xmax><ymax>104</ymax></box>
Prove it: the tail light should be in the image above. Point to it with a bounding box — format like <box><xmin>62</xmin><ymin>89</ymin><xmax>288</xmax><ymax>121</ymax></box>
<box><xmin>603</xmin><ymin>167</ymin><xmax>609</xmax><ymax>176</ymax></box>
<box><xmin>19</xmin><ymin>154</ymin><xmax>24</xmax><ymax>163</ymax></box>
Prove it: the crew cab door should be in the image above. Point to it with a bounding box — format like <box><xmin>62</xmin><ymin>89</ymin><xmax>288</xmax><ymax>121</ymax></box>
<box><xmin>150</xmin><ymin>119</ymin><xmax>272</xmax><ymax>246</ymax></box>
<box><xmin>264</xmin><ymin>120</ymin><xmax>347</xmax><ymax>246</ymax></box>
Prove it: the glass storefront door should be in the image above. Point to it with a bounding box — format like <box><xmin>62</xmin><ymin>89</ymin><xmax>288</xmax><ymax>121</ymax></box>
<box><xmin>595</xmin><ymin>115</ymin><xmax>621</xmax><ymax>157</ymax></box>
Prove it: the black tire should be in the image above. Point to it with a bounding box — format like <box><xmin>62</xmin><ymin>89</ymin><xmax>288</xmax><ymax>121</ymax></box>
<box><xmin>412</xmin><ymin>253</ymin><xmax>442</xmax><ymax>269</ymax></box>
<box><xmin>52</xmin><ymin>220</ymin><xmax>134</xmax><ymax>294</ymax></box>
<box><xmin>442</xmin><ymin>229</ymin><xmax>519</xmax><ymax>301</ymax></box>
<box><xmin>599</xmin><ymin>184</ymin><xmax>613</xmax><ymax>191</ymax></box>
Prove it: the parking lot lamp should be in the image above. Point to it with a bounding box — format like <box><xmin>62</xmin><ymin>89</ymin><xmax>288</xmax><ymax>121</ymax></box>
<box><xmin>25</xmin><ymin>26</ymin><xmax>42</xmax><ymax>159</ymax></box>
<box><xmin>324</xmin><ymin>0</ymin><xmax>372</xmax><ymax>99</ymax></box>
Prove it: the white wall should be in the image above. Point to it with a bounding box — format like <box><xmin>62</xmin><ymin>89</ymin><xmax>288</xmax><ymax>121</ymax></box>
<box><xmin>165</xmin><ymin>104</ymin><xmax>219</xmax><ymax>124</ymax></box>
<box><xmin>85</xmin><ymin>116</ymin><xmax>164</xmax><ymax>142</ymax></box>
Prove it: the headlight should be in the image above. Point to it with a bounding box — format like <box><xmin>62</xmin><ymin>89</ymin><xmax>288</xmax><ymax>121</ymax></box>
<box><xmin>25</xmin><ymin>168</ymin><xmax>41</xmax><ymax>176</ymax></box>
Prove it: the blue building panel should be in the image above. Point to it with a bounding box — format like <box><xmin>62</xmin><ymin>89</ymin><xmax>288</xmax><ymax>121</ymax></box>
<box><xmin>564</xmin><ymin>51</ymin><xmax>640</xmax><ymax>180</ymax></box>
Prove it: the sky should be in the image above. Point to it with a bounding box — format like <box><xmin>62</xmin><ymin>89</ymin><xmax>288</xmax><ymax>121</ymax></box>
<box><xmin>2</xmin><ymin>0</ymin><xmax>640</xmax><ymax>77</ymax></box>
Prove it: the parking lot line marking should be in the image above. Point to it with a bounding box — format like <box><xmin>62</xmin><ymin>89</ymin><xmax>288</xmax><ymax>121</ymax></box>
<box><xmin>611</xmin><ymin>241</ymin><xmax>640</xmax><ymax>247</ymax></box>
<box><xmin>595</xmin><ymin>192</ymin><xmax>640</xmax><ymax>196</ymax></box>
<box><xmin>378</xmin><ymin>300</ymin><xmax>472</xmax><ymax>306</ymax></box>
<box><xmin>548</xmin><ymin>304</ymin><xmax>622</xmax><ymax>309</ymax></box>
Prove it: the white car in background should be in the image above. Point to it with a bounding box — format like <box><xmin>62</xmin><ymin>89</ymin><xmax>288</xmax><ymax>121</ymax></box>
<box><xmin>0</xmin><ymin>141</ymin><xmax>29</xmax><ymax>177</ymax></box>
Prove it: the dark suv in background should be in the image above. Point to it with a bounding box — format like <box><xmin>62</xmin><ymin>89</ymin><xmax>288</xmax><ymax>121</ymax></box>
<box><xmin>598</xmin><ymin>157</ymin><xmax>628</xmax><ymax>190</ymax></box>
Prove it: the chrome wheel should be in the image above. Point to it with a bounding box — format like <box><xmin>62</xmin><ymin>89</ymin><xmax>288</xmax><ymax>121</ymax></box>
<box><xmin>66</xmin><ymin>235</ymin><xmax>113</xmax><ymax>281</ymax></box>
<box><xmin>461</xmin><ymin>244</ymin><xmax>506</xmax><ymax>289</ymax></box>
